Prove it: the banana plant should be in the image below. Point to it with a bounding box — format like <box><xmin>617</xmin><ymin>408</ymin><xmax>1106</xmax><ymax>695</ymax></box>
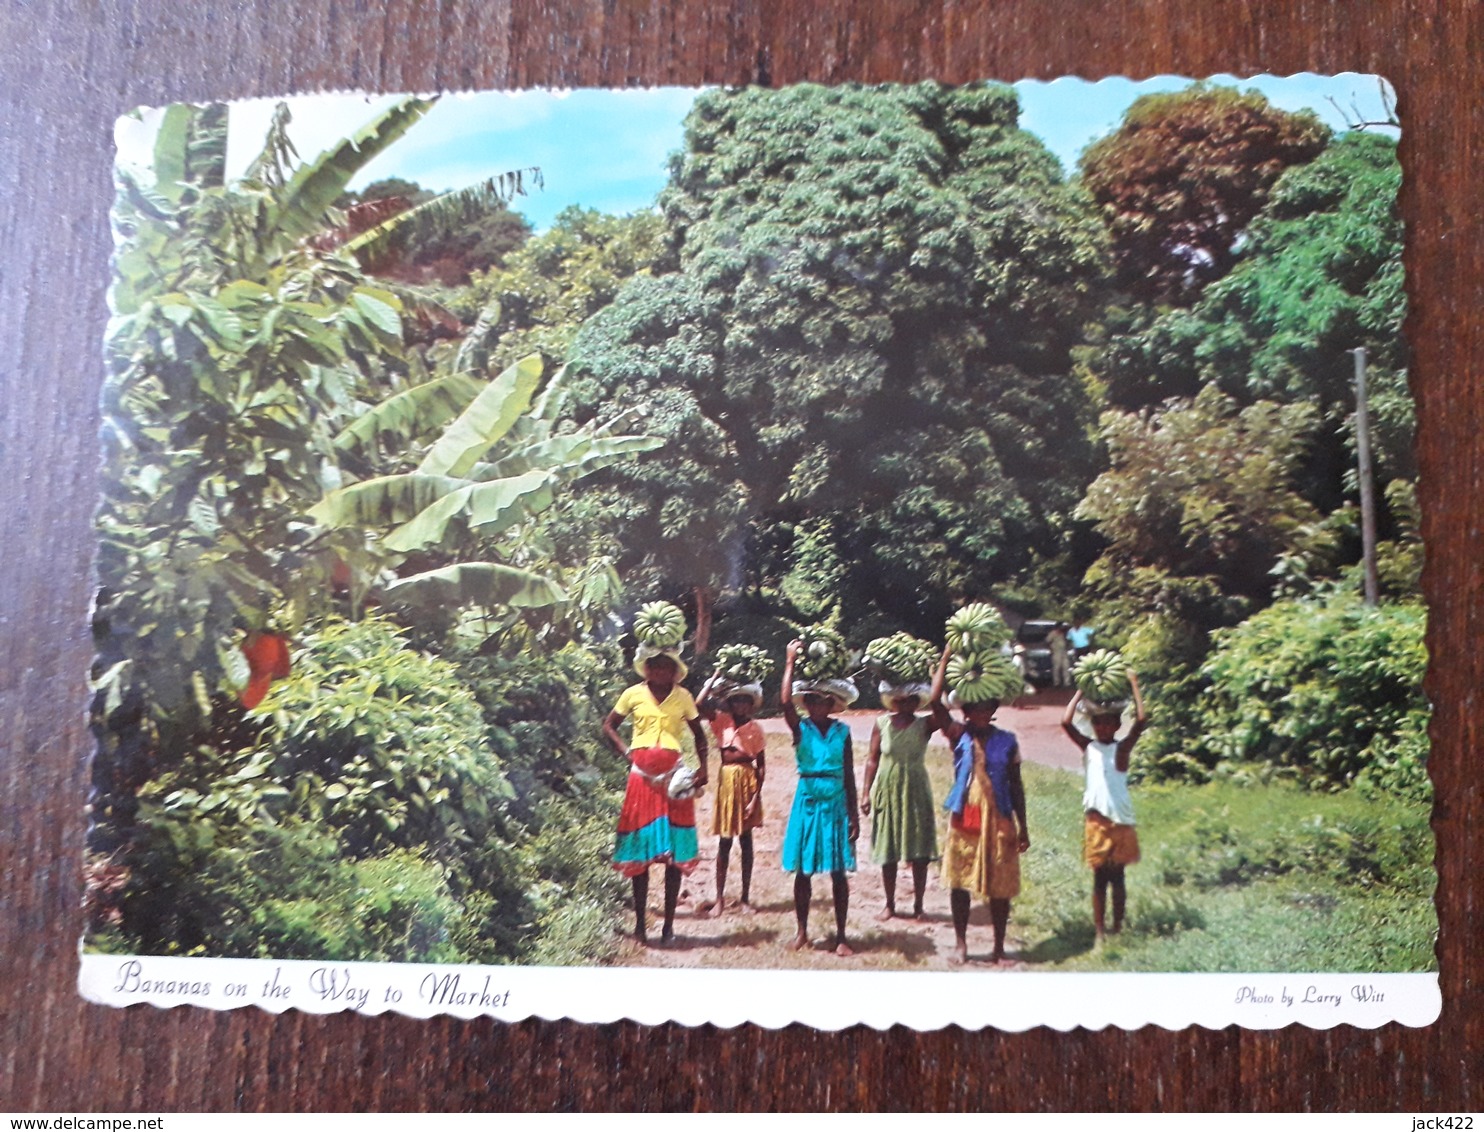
<box><xmin>312</xmin><ymin>352</ymin><xmax>663</xmax><ymax>615</ymax></box>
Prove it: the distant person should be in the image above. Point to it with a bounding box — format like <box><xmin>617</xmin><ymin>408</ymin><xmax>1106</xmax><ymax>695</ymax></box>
<box><xmin>1060</xmin><ymin>673</ymin><xmax>1147</xmax><ymax>945</ymax></box>
<box><xmin>779</xmin><ymin>639</ymin><xmax>860</xmax><ymax>957</ymax></box>
<box><xmin>861</xmin><ymin>683</ymin><xmax>940</xmax><ymax>921</ymax></box>
<box><xmin>1049</xmin><ymin>622</ymin><xmax>1071</xmax><ymax>688</ymax></box>
<box><xmin>697</xmin><ymin>673</ymin><xmax>767</xmax><ymax>917</ymax></box>
<box><xmin>929</xmin><ymin>645</ymin><xmax>1031</xmax><ymax>965</ymax></box>
<box><xmin>1068</xmin><ymin>620</ymin><xmax>1095</xmax><ymax>662</ymax></box>
<box><xmin>604</xmin><ymin>648</ymin><xmax>709</xmax><ymax>946</ymax></box>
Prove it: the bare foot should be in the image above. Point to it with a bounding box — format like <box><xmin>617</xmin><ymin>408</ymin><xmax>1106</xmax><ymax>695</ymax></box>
<box><xmin>657</xmin><ymin>929</ymin><xmax>676</xmax><ymax>948</ymax></box>
<box><xmin>788</xmin><ymin>931</ymin><xmax>809</xmax><ymax>951</ymax></box>
<box><xmin>950</xmin><ymin>940</ymin><xmax>968</xmax><ymax>966</ymax></box>
<box><xmin>911</xmin><ymin>907</ymin><xmax>925</xmax><ymax>921</ymax></box>
<box><xmin>990</xmin><ymin>949</ymin><xmax>1009</xmax><ymax>965</ymax></box>
<box><xmin>738</xmin><ymin>901</ymin><xmax>757</xmax><ymax>916</ymax></box>
<box><xmin>875</xmin><ymin>905</ymin><xmax>895</xmax><ymax>922</ymax></box>
<box><xmin>708</xmin><ymin>899</ymin><xmax>728</xmax><ymax>919</ymax></box>
<box><xmin>834</xmin><ymin>940</ymin><xmax>855</xmax><ymax>957</ymax></box>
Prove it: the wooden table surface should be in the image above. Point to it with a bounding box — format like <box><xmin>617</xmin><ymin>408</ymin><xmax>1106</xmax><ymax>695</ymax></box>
<box><xmin>2</xmin><ymin>0</ymin><xmax>1479</xmax><ymax>1111</ymax></box>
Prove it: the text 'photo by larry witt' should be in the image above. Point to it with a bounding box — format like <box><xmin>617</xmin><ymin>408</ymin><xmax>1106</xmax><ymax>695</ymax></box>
<box><xmin>89</xmin><ymin>77</ymin><xmax>1433</xmax><ymax>976</ymax></box>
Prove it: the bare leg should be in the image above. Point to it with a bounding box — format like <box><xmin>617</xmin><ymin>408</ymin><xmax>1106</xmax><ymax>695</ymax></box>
<box><xmin>739</xmin><ymin>831</ymin><xmax>754</xmax><ymax>908</ymax></box>
<box><xmin>1092</xmin><ymin>866</ymin><xmax>1110</xmax><ymax>942</ymax></box>
<box><xmin>661</xmin><ymin>864</ymin><xmax>681</xmax><ymax>943</ymax></box>
<box><xmin>713</xmin><ymin>837</ymin><xmax>733</xmax><ymax>916</ymax></box>
<box><xmin>831</xmin><ymin>871</ymin><xmax>853</xmax><ymax>955</ymax></box>
<box><xmin>790</xmin><ymin>873</ymin><xmax>811</xmax><ymax>949</ymax></box>
<box><xmin>990</xmin><ymin>897</ymin><xmax>1011</xmax><ymax>962</ymax></box>
<box><xmin>910</xmin><ymin>859</ymin><xmax>929</xmax><ymax>918</ymax></box>
<box><xmin>950</xmin><ymin>888</ymin><xmax>970</xmax><ymax>964</ymax></box>
<box><xmin>1110</xmin><ymin>865</ymin><xmax>1127</xmax><ymax>934</ymax></box>
<box><xmin>878</xmin><ymin>862</ymin><xmax>897</xmax><ymax>920</ymax></box>
<box><xmin>631</xmin><ymin>872</ymin><xmax>649</xmax><ymax>944</ymax></box>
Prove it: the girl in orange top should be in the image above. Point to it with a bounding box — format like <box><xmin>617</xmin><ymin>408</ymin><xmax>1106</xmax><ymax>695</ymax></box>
<box><xmin>698</xmin><ymin>673</ymin><xmax>767</xmax><ymax>916</ymax></box>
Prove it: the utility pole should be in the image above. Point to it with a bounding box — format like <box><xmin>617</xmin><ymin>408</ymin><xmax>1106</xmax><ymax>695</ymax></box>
<box><xmin>1352</xmin><ymin>347</ymin><xmax>1380</xmax><ymax>607</ymax></box>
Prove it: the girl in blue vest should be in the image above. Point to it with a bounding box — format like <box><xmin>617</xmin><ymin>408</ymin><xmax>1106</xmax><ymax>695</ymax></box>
<box><xmin>929</xmin><ymin>645</ymin><xmax>1031</xmax><ymax>965</ymax></box>
<box><xmin>779</xmin><ymin>638</ymin><xmax>860</xmax><ymax>957</ymax></box>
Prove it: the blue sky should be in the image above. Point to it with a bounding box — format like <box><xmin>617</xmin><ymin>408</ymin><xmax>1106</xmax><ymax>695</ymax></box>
<box><xmin>125</xmin><ymin>75</ymin><xmax>1396</xmax><ymax>232</ymax></box>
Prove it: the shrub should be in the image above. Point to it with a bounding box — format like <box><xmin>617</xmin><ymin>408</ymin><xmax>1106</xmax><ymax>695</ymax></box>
<box><xmin>1194</xmin><ymin>593</ymin><xmax>1429</xmax><ymax>798</ymax></box>
<box><xmin>111</xmin><ymin>821</ymin><xmax>472</xmax><ymax>960</ymax></box>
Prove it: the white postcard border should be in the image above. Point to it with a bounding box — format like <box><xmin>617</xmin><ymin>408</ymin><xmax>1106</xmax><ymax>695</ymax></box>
<box><xmin>79</xmin><ymin>952</ymin><xmax>1439</xmax><ymax>1031</ymax></box>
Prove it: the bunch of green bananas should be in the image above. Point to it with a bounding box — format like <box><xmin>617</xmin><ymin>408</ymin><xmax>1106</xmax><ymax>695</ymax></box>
<box><xmin>945</xmin><ymin>602</ymin><xmax>1010</xmax><ymax>653</ymax></box>
<box><xmin>796</xmin><ymin>624</ymin><xmax>852</xmax><ymax>681</ymax></box>
<box><xmin>1073</xmin><ymin>648</ymin><xmax>1132</xmax><ymax>705</ymax></box>
<box><xmin>947</xmin><ymin>651</ymin><xmax>1024</xmax><ymax>705</ymax></box>
<box><xmin>633</xmin><ymin>600</ymin><xmax>686</xmax><ymax>647</ymax></box>
<box><xmin>862</xmin><ymin>632</ymin><xmax>937</xmax><ymax>686</ymax></box>
<box><xmin>714</xmin><ymin>643</ymin><xmax>775</xmax><ymax>684</ymax></box>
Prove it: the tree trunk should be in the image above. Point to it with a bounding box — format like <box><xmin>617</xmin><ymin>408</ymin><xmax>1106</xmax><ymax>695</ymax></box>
<box><xmin>693</xmin><ymin>585</ymin><xmax>715</xmax><ymax>654</ymax></box>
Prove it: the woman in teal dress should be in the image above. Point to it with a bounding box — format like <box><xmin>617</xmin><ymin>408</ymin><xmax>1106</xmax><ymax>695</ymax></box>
<box><xmin>861</xmin><ymin>684</ymin><xmax>940</xmax><ymax>919</ymax></box>
<box><xmin>779</xmin><ymin>639</ymin><xmax>859</xmax><ymax>957</ymax></box>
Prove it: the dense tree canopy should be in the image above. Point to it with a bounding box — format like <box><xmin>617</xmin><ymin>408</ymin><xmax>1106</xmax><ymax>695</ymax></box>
<box><xmin>1078</xmin><ymin>385</ymin><xmax>1329</xmax><ymax>621</ymax></box>
<box><xmin>459</xmin><ymin>206</ymin><xmax>667</xmax><ymax>373</ymax></box>
<box><xmin>567</xmin><ymin>82</ymin><xmax>1109</xmax><ymax>630</ymax></box>
<box><xmin>1080</xmin><ymin>85</ymin><xmax>1329</xmax><ymax>304</ymax></box>
<box><xmin>1091</xmin><ymin>131</ymin><xmax>1409</xmax><ymax>501</ymax></box>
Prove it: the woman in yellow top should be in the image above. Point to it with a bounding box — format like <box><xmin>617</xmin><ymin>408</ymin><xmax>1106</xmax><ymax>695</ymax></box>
<box><xmin>603</xmin><ymin>645</ymin><xmax>709</xmax><ymax>946</ymax></box>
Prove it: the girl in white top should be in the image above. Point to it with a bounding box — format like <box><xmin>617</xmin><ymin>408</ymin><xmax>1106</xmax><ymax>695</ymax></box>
<box><xmin>1061</xmin><ymin>672</ymin><xmax>1146</xmax><ymax>944</ymax></box>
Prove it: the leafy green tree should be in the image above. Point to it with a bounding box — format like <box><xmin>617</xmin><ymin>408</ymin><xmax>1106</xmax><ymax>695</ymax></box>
<box><xmin>459</xmin><ymin>206</ymin><xmax>667</xmax><ymax>372</ymax></box>
<box><xmin>1090</xmin><ymin>130</ymin><xmax>1411</xmax><ymax>545</ymax></box>
<box><xmin>1195</xmin><ymin>592</ymin><xmax>1428</xmax><ymax>800</ymax></box>
<box><xmin>1078</xmin><ymin>384</ymin><xmax>1332</xmax><ymax>617</ymax></box>
<box><xmin>567</xmin><ymin>82</ymin><xmax>1109</xmax><ymax>628</ymax></box>
<box><xmin>1080</xmin><ymin>84</ymin><xmax>1329</xmax><ymax>303</ymax></box>
<box><xmin>95</xmin><ymin>98</ymin><xmax>435</xmax><ymax>841</ymax></box>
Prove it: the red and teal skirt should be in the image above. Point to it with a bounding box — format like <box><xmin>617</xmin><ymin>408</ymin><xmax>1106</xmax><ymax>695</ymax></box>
<box><xmin>613</xmin><ymin>746</ymin><xmax>700</xmax><ymax>877</ymax></box>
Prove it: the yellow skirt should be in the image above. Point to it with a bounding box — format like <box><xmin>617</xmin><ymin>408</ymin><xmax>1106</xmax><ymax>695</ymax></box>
<box><xmin>1084</xmin><ymin>810</ymin><xmax>1140</xmax><ymax>868</ymax></box>
<box><xmin>712</xmin><ymin>762</ymin><xmax>763</xmax><ymax>837</ymax></box>
<box><xmin>942</xmin><ymin>773</ymin><xmax>1020</xmax><ymax>900</ymax></box>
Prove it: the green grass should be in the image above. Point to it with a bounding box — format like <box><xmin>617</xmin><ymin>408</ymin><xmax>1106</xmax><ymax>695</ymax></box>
<box><xmin>1006</xmin><ymin>763</ymin><xmax>1437</xmax><ymax>972</ymax></box>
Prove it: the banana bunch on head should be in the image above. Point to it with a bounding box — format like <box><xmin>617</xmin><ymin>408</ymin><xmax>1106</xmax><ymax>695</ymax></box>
<box><xmin>795</xmin><ymin>624</ymin><xmax>852</xmax><ymax>681</ymax></box>
<box><xmin>633</xmin><ymin>600</ymin><xmax>687</xmax><ymax>648</ymax></box>
<box><xmin>1073</xmin><ymin>648</ymin><xmax>1132</xmax><ymax>712</ymax></box>
<box><xmin>862</xmin><ymin>632</ymin><xmax>937</xmax><ymax>687</ymax></box>
<box><xmin>714</xmin><ymin>643</ymin><xmax>775</xmax><ymax>685</ymax></box>
<box><xmin>946</xmin><ymin>650</ymin><xmax>1025</xmax><ymax>706</ymax></box>
<box><xmin>945</xmin><ymin>602</ymin><xmax>1011</xmax><ymax>654</ymax></box>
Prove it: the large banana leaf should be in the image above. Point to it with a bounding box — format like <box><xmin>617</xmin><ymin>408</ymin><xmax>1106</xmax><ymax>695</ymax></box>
<box><xmin>308</xmin><ymin>473</ymin><xmax>473</xmax><ymax>528</ymax></box>
<box><xmin>383</xmin><ymin>562</ymin><xmax>566</xmax><ymax>610</ymax></box>
<box><xmin>333</xmin><ymin>373</ymin><xmax>487</xmax><ymax>451</ymax></box>
<box><xmin>267</xmin><ymin>96</ymin><xmax>436</xmax><ymax>248</ymax></box>
<box><xmin>469</xmin><ymin>433</ymin><xmax>663</xmax><ymax>481</ymax></box>
<box><xmin>152</xmin><ymin>103</ymin><xmax>228</xmax><ymax>201</ymax></box>
<box><xmin>416</xmin><ymin>354</ymin><xmax>543</xmax><ymax>478</ymax></box>
<box><xmin>383</xmin><ymin>469</ymin><xmax>557</xmax><ymax>553</ymax></box>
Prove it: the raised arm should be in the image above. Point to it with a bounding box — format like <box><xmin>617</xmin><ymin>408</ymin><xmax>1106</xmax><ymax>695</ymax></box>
<box><xmin>1116</xmin><ymin>671</ymin><xmax>1148</xmax><ymax>771</ymax></box>
<box><xmin>928</xmin><ymin>644</ymin><xmax>957</xmax><ymax>738</ymax></box>
<box><xmin>780</xmin><ymin>639</ymin><xmax>802</xmax><ymax>745</ymax></box>
<box><xmin>696</xmin><ymin>672</ymin><xmax>724</xmax><ymax>720</ymax></box>
<box><xmin>1062</xmin><ymin>689</ymin><xmax>1090</xmax><ymax>748</ymax></box>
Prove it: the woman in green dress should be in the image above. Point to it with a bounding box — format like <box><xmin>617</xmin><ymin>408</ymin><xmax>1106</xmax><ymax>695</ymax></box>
<box><xmin>860</xmin><ymin>683</ymin><xmax>940</xmax><ymax>920</ymax></box>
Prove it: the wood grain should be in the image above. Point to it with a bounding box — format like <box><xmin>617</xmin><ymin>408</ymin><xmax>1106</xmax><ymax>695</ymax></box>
<box><xmin>1</xmin><ymin>0</ymin><xmax>1478</xmax><ymax>1111</ymax></box>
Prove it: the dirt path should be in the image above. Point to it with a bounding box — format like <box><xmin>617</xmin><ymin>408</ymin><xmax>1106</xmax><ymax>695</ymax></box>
<box><xmin>612</xmin><ymin>689</ymin><xmax>1079</xmax><ymax>970</ymax></box>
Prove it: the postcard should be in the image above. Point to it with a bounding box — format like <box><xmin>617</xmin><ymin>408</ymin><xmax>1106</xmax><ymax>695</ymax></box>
<box><xmin>83</xmin><ymin>75</ymin><xmax>1438</xmax><ymax>1030</ymax></box>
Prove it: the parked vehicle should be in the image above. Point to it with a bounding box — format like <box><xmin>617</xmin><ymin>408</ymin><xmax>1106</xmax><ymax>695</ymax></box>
<box><xmin>1013</xmin><ymin>619</ymin><xmax>1059</xmax><ymax>686</ymax></box>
